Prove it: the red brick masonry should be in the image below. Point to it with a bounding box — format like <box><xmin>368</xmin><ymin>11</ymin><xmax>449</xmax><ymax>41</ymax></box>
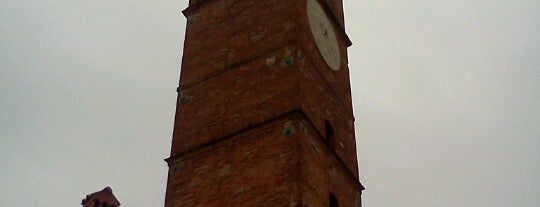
<box><xmin>165</xmin><ymin>0</ymin><xmax>364</xmax><ymax>206</ymax></box>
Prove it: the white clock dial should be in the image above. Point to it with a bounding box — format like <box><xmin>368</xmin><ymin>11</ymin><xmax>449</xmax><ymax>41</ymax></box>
<box><xmin>307</xmin><ymin>0</ymin><xmax>341</xmax><ymax>71</ymax></box>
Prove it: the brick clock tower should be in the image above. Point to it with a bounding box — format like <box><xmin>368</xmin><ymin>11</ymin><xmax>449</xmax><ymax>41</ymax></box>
<box><xmin>164</xmin><ymin>0</ymin><xmax>364</xmax><ymax>206</ymax></box>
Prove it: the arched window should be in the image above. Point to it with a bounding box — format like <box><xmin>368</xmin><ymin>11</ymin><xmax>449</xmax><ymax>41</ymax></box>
<box><xmin>329</xmin><ymin>193</ymin><xmax>339</xmax><ymax>207</ymax></box>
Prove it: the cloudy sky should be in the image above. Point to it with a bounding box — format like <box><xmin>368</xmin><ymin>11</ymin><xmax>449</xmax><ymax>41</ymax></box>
<box><xmin>1</xmin><ymin>0</ymin><xmax>538</xmax><ymax>207</ymax></box>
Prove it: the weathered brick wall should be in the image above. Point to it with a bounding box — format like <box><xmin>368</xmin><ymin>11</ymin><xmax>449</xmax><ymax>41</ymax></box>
<box><xmin>179</xmin><ymin>0</ymin><xmax>298</xmax><ymax>86</ymax></box>
<box><xmin>171</xmin><ymin>45</ymin><xmax>303</xmax><ymax>156</ymax></box>
<box><xmin>171</xmin><ymin>41</ymin><xmax>359</xmax><ymax>177</ymax></box>
<box><xmin>166</xmin><ymin>0</ymin><xmax>362</xmax><ymax>206</ymax></box>
<box><xmin>166</xmin><ymin>114</ymin><xmax>360</xmax><ymax>207</ymax></box>
<box><xmin>297</xmin><ymin>118</ymin><xmax>361</xmax><ymax>207</ymax></box>
<box><xmin>166</xmin><ymin>116</ymin><xmax>302</xmax><ymax>207</ymax></box>
<box><xmin>297</xmin><ymin>59</ymin><xmax>359</xmax><ymax>178</ymax></box>
<box><xmin>172</xmin><ymin>0</ymin><xmax>358</xmax><ymax>176</ymax></box>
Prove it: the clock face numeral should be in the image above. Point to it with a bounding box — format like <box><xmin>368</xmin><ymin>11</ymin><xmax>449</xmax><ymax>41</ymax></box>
<box><xmin>307</xmin><ymin>0</ymin><xmax>341</xmax><ymax>71</ymax></box>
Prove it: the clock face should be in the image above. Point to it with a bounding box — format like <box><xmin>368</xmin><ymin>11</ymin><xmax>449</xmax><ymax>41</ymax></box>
<box><xmin>307</xmin><ymin>0</ymin><xmax>341</xmax><ymax>71</ymax></box>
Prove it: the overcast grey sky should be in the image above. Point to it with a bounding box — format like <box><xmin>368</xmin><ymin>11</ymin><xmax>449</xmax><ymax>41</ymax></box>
<box><xmin>1</xmin><ymin>0</ymin><xmax>538</xmax><ymax>207</ymax></box>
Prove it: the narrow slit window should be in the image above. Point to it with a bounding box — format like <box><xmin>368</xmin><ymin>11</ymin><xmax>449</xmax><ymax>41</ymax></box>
<box><xmin>329</xmin><ymin>193</ymin><xmax>339</xmax><ymax>207</ymax></box>
<box><xmin>325</xmin><ymin>120</ymin><xmax>335</xmax><ymax>149</ymax></box>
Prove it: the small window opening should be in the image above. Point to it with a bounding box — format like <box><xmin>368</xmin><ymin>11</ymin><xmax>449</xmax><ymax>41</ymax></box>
<box><xmin>325</xmin><ymin>120</ymin><xmax>335</xmax><ymax>149</ymax></box>
<box><xmin>329</xmin><ymin>193</ymin><xmax>339</xmax><ymax>207</ymax></box>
